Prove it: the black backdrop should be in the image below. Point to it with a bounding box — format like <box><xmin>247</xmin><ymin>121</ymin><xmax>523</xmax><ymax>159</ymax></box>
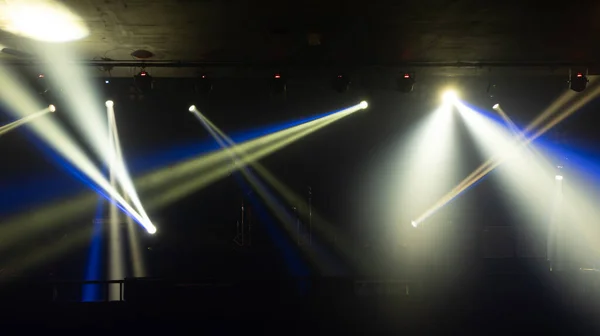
<box><xmin>0</xmin><ymin>75</ymin><xmax>598</xmax><ymax>280</ymax></box>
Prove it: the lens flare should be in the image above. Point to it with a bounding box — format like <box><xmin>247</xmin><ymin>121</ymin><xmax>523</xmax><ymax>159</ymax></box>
<box><xmin>442</xmin><ymin>90</ymin><xmax>458</xmax><ymax>104</ymax></box>
<box><xmin>0</xmin><ymin>1</ymin><xmax>89</xmax><ymax>42</ymax></box>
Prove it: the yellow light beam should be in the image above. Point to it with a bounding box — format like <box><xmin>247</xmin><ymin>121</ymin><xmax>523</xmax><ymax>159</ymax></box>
<box><xmin>107</xmin><ymin>102</ymin><xmax>154</xmax><ymax>231</ymax></box>
<box><xmin>192</xmin><ymin>107</ymin><xmax>358</xmax><ymax>272</ymax></box>
<box><xmin>2</xmin><ymin>226</ymin><xmax>93</xmax><ymax>276</ymax></box>
<box><xmin>0</xmin><ymin>65</ymin><xmax>153</xmax><ymax>233</ymax></box>
<box><xmin>194</xmin><ymin>106</ymin><xmax>373</xmax><ymax>272</ymax></box>
<box><xmin>435</xmin><ymin>89</ymin><xmax>584</xmax><ymax>202</ymax></box>
<box><xmin>0</xmin><ymin>105</ymin><xmax>361</xmax><ymax>275</ymax></box>
<box><xmin>107</xmin><ymin>110</ymin><xmax>125</xmax><ymax>300</ymax></box>
<box><xmin>414</xmin><ymin>84</ymin><xmax>600</xmax><ymax>225</ymax></box>
<box><xmin>136</xmin><ymin>109</ymin><xmax>355</xmax><ymax>193</ymax></box>
<box><xmin>146</xmin><ymin>109</ymin><xmax>353</xmax><ymax>209</ymax></box>
<box><xmin>126</xmin><ymin>214</ymin><xmax>147</xmax><ymax>277</ymax></box>
<box><xmin>193</xmin><ymin>111</ymin><xmax>329</xmax><ymax>271</ymax></box>
<box><xmin>0</xmin><ymin>107</ymin><xmax>354</xmax><ymax>247</ymax></box>
<box><xmin>0</xmin><ymin>107</ymin><xmax>53</xmax><ymax>136</ymax></box>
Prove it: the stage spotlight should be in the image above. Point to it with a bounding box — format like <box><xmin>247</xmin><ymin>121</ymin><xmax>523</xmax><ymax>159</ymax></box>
<box><xmin>332</xmin><ymin>74</ymin><xmax>351</xmax><ymax>93</ymax></box>
<box><xmin>570</xmin><ymin>72</ymin><xmax>588</xmax><ymax>92</ymax></box>
<box><xmin>36</xmin><ymin>73</ymin><xmax>50</xmax><ymax>95</ymax></box>
<box><xmin>492</xmin><ymin>103</ymin><xmax>500</xmax><ymax>110</ymax></box>
<box><xmin>194</xmin><ymin>74</ymin><xmax>213</xmax><ymax>94</ymax></box>
<box><xmin>134</xmin><ymin>70</ymin><xmax>153</xmax><ymax>93</ymax></box>
<box><xmin>105</xmin><ymin>100</ymin><xmax>114</xmax><ymax>108</ymax></box>
<box><xmin>555</xmin><ymin>175</ymin><xmax>564</xmax><ymax>181</ymax></box>
<box><xmin>442</xmin><ymin>90</ymin><xmax>458</xmax><ymax>104</ymax></box>
<box><xmin>396</xmin><ymin>73</ymin><xmax>415</xmax><ymax>93</ymax></box>
<box><xmin>48</xmin><ymin>104</ymin><xmax>56</xmax><ymax>113</ymax></box>
<box><xmin>359</xmin><ymin>101</ymin><xmax>368</xmax><ymax>109</ymax></box>
<box><xmin>269</xmin><ymin>73</ymin><xmax>287</xmax><ymax>94</ymax></box>
<box><xmin>188</xmin><ymin>105</ymin><xmax>196</xmax><ymax>112</ymax></box>
<box><xmin>411</xmin><ymin>220</ymin><xmax>418</xmax><ymax>228</ymax></box>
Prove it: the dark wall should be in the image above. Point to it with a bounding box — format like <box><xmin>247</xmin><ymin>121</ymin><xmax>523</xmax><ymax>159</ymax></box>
<box><xmin>0</xmin><ymin>75</ymin><xmax>598</xmax><ymax>280</ymax></box>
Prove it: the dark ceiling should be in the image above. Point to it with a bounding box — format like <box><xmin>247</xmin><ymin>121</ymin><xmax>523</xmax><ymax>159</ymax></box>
<box><xmin>2</xmin><ymin>1</ymin><xmax>600</xmax><ymax>76</ymax></box>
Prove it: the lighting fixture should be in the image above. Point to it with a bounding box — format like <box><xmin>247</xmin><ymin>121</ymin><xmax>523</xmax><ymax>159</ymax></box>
<box><xmin>36</xmin><ymin>73</ymin><xmax>50</xmax><ymax>95</ymax></box>
<box><xmin>194</xmin><ymin>74</ymin><xmax>213</xmax><ymax>94</ymax></box>
<box><xmin>134</xmin><ymin>70</ymin><xmax>153</xmax><ymax>93</ymax></box>
<box><xmin>332</xmin><ymin>74</ymin><xmax>350</xmax><ymax>93</ymax></box>
<box><xmin>570</xmin><ymin>72</ymin><xmax>588</xmax><ymax>93</ymax></box>
<box><xmin>269</xmin><ymin>73</ymin><xmax>286</xmax><ymax>94</ymax></box>
<box><xmin>442</xmin><ymin>90</ymin><xmax>458</xmax><ymax>104</ymax></box>
<box><xmin>397</xmin><ymin>73</ymin><xmax>415</xmax><ymax>93</ymax></box>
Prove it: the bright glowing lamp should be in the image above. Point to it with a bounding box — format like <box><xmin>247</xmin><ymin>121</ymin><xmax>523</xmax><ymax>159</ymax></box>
<box><xmin>0</xmin><ymin>1</ymin><xmax>89</xmax><ymax>42</ymax></box>
<box><xmin>411</xmin><ymin>220</ymin><xmax>418</xmax><ymax>228</ymax></box>
<box><xmin>147</xmin><ymin>225</ymin><xmax>157</xmax><ymax>234</ymax></box>
<box><xmin>189</xmin><ymin>105</ymin><xmax>196</xmax><ymax>112</ymax></box>
<box><xmin>359</xmin><ymin>101</ymin><xmax>368</xmax><ymax>109</ymax></box>
<box><xmin>555</xmin><ymin>175</ymin><xmax>563</xmax><ymax>181</ymax></box>
<box><xmin>105</xmin><ymin>100</ymin><xmax>114</xmax><ymax>108</ymax></box>
<box><xmin>492</xmin><ymin>103</ymin><xmax>500</xmax><ymax>110</ymax></box>
<box><xmin>442</xmin><ymin>90</ymin><xmax>458</xmax><ymax>104</ymax></box>
<box><xmin>48</xmin><ymin>104</ymin><xmax>56</xmax><ymax>113</ymax></box>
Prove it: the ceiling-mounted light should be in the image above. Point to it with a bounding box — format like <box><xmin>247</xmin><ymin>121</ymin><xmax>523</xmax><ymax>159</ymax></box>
<box><xmin>270</xmin><ymin>73</ymin><xmax>287</xmax><ymax>95</ymax></box>
<box><xmin>570</xmin><ymin>71</ymin><xmax>588</xmax><ymax>92</ymax></box>
<box><xmin>36</xmin><ymin>72</ymin><xmax>50</xmax><ymax>95</ymax></box>
<box><xmin>332</xmin><ymin>74</ymin><xmax>351</xmax><ymax>93</ymax></box>
<box><xmin>194</xmin><ymin>74</ymin><xmax>213</xmax><ymax>94</ymax></box>
<box><xmin>134</xmin><ymin>69</ymin><xmax>153</xmax><ymax>93</ymax></box>
<box><xmin>397</xmin><ymin>73</ymin><xmax>415</xmax><ymax>93</ymax></box>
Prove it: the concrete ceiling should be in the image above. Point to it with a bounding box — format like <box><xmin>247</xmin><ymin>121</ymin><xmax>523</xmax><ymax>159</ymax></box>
<box><xmin>1</xmin><ymin>0</ymin><xmax>600</xmax><ymax>77</ymax></box>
